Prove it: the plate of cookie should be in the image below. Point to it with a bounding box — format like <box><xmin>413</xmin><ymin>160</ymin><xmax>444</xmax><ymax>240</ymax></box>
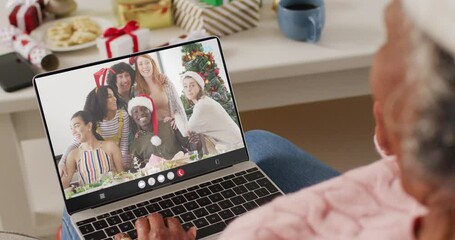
<box><xmin>30</xmin><ymin>16</ymin><xmax>112</xmax><ymax>52</ymax></box>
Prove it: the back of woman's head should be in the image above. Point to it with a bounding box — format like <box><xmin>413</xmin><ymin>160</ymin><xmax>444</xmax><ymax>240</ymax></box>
<box><xmin>107</xmin><ymin>62</ymin><xmax>136</xmax><ymax>93</ymax></box>
<box><xmin>405</xmin><ymin>30</ymin><xmax>455</xmax><ymax>184</ymax></box>
<box><xmin>84</xmin><ymin>85</ymin><xmax>126</xmax><ymax>121</ymax></box>
<box><xmin>71</xmin><ymin>110</ymin><xmax>104</xmax><ymax>140</ymax></box>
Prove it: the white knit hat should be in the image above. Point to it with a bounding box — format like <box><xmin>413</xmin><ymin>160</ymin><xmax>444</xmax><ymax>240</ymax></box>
<box><xmin>128</xmin><ymin>94</ymin><xmax>162</xmax><ymax>146</ymax></box>
<box><xmin>403</xmin><ymin>0</ymin><xmax>455</xmax><ymax>55</ymax></box>
<box><xmin>181</xmin><ymin>71</ymin><xmax>205</xmax><ymax>89</ymax></box>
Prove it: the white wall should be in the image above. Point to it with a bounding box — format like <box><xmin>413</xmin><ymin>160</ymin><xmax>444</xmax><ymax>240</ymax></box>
<box><xmin>35</xmin><ymin>39</ymin><xmax>232</xmax><ymax>156</ymax></box>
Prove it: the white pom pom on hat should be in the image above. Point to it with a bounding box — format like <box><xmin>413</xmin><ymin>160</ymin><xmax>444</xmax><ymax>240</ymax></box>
<box><xmin>151</xmin><ymin>135</ymin><xmax>162</xmax><ymax>146</ymax></box>
<box><xmin>128</xmin><ymin>94</ymin><xmax>162</xmax><ymax>146</ymax></box>
<box><xmin>402</xmin><ymin>0</ymin><xmax>455</xmax><ymax>55</ymax></box>
<box><xmin>181</xmin><ymin>71</ymin><xmax>205</xmax><ymax>89</ymax></box>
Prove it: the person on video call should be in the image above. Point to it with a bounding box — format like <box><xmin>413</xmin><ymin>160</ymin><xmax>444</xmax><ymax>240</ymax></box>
<box><xmin>181</xmin><ymin>71</ymin><xmax>243</xmax><ymax>154</ymax></box>
<box><xmin>59</xmin><ymin>84</ymin><xmax>132</xmax><ymax>176</ymax></box>
<box><xmin>61</xmin><ymin>111</ymin><xmax>123</xmax><ymax>189</ymax></box>
<box><xmin>127</xmin><ymin>94</ymin><xmax>200</xmax><ymax>168</ymax></box>
<box><xmin>62</xmin><ymin>0</ymin><xmax>455</xmax><ymax>238</ymax></box>
<box><xmin>133</xmin><ymin>54</ymin><xmax>189</xmax><ymax>137</ymax></box>
<box><xmin>107</xmin><ymin>62</ymin><xmax>136</xmax><ymax>102</ymax></box>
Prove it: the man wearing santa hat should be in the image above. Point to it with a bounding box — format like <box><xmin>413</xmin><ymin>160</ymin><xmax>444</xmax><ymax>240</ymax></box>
<box><xmin>127</xmin><ymin>94</ymin><xmax>200</xmax><ymax>168</ymax></box>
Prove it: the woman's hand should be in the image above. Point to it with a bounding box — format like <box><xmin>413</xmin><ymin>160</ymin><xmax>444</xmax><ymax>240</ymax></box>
<box><xmin>114</xmin><ymin>213</ymin><xmax>197</xmax><ymax>240</ymax></box>
<box><xmin>164</xmin><ymin>117</ymin><xmax>177</xmax><ymax>130</ymax></box>
<box><xmin>188</xmin><ymin>131</ymin><xmax>200</xmax><ymax>145</ymax></box>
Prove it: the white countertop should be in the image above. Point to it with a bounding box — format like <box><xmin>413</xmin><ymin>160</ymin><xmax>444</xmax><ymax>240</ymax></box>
<box><xmin>0</xmin><ymin>0</ymin><xmax>387</xmax><ymax>114</ymax></box>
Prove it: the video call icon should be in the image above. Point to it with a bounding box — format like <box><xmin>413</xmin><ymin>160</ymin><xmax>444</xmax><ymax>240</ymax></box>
<box><xmin>157</xmin><ymin>174</ymin><xmax>165</xmax><ymax>183</ymax></box>
<box><xmin>167</xmin><ymin>172</ymin><xmax>175</xmax><ymax>180</ymax></box>
<box><xmin>148</xmin><ymin>177</ymin><xmax>156</xmax><ymax>186</ymax></box>
<box><xmin>177</xmin><ymin>169</ymin><xmax>185</xmax><ymax>177</ymax></box>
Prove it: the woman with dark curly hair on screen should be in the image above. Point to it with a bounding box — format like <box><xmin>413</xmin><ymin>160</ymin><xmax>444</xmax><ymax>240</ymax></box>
<box><xmin>59</xmin><ymin>69</ymin><xmax>133</xmax><ymax>176</ymax></box>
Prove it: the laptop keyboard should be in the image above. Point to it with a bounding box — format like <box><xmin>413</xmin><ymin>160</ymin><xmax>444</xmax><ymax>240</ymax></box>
<box><xmin>77</xmin><ymin>167</ymin><xmax>282</xmax><ymax>240</ymax></box>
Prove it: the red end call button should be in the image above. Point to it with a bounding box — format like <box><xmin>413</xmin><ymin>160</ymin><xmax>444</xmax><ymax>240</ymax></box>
<box><xmin>177</xmin><ymin>168</ymin><xmax>185</xmax><ymax>177</ymax></box>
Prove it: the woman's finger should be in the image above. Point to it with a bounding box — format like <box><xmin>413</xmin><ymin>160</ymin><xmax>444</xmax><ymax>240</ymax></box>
<box><xmin>135</xmin><ymin>217</ymin><xmax>151</xmax><ymax>238</ymax></box>
<box><xmin>147</xmin><ymin>213</ymin><xmax>166</xmax><ymax>230</ymax></box>
<box><xmin>185</xmin><ymin>226</ymin><xmax>197</xmax><ymax>240</ymax></box>
<box><xmin>166</xmin><ymin>217</ymin><xmax>185</xmax><ymax>238</ymax></box>
<box><xmin>114</xmin><ymin>232</ymin><xmax>132</xmax><ymax>240</ymax></box>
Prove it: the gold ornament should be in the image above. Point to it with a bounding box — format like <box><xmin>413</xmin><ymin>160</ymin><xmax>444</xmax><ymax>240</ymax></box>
<box><xmin>205</xmin><ymin>80</ymin><xmax>209</xmax><ymax>84</ymax></box>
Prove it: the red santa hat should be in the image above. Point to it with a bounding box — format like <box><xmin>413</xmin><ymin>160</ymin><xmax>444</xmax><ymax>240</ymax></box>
<box><xmin>93</xmin><ymin>67</ymin><xmax>116</xmax><ymax>89</ymax></box>
<box><xmin>128</xmin><ymin>94</ymin><xmax>162</xmax><ymax>146</ymax></box>
<box><xmin>181</xmin><ymin>71</ymin><xmax>205</xmax><ymax>89</ymax></box>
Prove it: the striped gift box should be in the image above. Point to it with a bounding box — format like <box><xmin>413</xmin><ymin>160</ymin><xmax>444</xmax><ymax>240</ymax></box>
<box><xmin>173</xmin><ymin>0</ymin><xmax>260</xmax><ymax>37</ymax></box>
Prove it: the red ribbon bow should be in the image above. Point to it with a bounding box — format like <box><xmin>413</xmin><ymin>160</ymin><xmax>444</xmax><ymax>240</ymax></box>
<box><xmin>93</xmin><ymin>68</ymin><xmax>116</xmax><ymax>89</ymax></box>
<box><xmin>103</xmin><ymin>21</ymin><xmax>140</xmax><ymax>58</ymax></box>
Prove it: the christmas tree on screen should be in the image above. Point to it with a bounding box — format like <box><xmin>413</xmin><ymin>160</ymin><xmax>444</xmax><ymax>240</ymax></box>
<box><xmin>180</xmin><ymin>43</ymin><xmax>238</xmax><ymax>124</ymax></box>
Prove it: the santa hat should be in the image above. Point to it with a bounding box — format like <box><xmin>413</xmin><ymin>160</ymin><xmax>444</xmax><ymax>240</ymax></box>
<box><xmin>181</xmin><ymin>71</ymin><xmax>205</xmax><ymax>89</ymax></box>
<box><xmin>403</xmin><ymin>0</ymin><xmax>455</xmax><ymax>55</ymax></box>
<box><xmin>93</xmin><ymin>68</ymin><xmax>116</xmax><ymax>88</ymax></box>
<box><xmin>128</xmin><ymin>94</ymin><xmax>162</xmax><ymax>146</ymax></box>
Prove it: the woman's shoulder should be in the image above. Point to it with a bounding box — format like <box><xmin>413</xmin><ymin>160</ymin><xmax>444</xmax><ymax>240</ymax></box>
<box><xmin>158</xmin><ymin>74</ymin><xmax>169</xmax><ymax>85</ymax></box>
<box><xmin>67</xmin><ymin>148</ymin><xmax>81</xmax><ymax>162</ymax></box>
<box><xmin>101</xmin><ymin>140</ymin><xmax>117</xmax><ymax>150</ymax></box>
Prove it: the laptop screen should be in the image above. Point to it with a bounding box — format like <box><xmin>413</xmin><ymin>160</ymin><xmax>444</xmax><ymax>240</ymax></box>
<box><xmin>34</xmin><ymin>37</ymin><xmax>248</xmax><ymax>213</ymax></box>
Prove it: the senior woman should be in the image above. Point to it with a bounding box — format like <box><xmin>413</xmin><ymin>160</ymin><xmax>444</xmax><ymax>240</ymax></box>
<box><xmin>63</xmin><ymin>0</ymin><xmax>455</xmax><ymax>238</ymax></box>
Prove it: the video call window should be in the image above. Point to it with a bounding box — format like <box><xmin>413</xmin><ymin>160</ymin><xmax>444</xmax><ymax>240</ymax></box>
<box><xmin>36</xmin><ymin>39</ymin><xmax>244</xmax><ymax>199</ymax></box>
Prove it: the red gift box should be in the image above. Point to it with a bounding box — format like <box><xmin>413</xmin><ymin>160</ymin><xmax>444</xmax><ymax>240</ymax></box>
<box><xmin>8</xmin><ymin>1</ymin><xmax>43</xmax><ymax>34</ymax></box>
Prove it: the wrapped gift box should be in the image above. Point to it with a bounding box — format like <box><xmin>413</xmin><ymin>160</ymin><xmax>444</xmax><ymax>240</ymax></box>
<box><xmin>173</xmin><ymin>0</ymin><xmax>260</xmax><ymax>37</ymax></box>
<box><xmin>201</xmin><ymin>0</ymin><xmax>231</xmax><ymax>7</ymax></box>
<box><xmin>114</xmin><ymin>0</ymin><xmax>173</xmax><ymax>29</ymax></box>
<box><xmin>8</xmin><ymin>0</ymin><xmax>43</xmax><ymax>34</ymax></box>
<box><xmin>96</xmin><ymin>22</ymin><xmax>150</xmax><ymax>59</ymax></box>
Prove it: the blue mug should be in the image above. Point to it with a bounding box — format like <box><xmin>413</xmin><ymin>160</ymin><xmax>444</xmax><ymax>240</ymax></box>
<box><xmin>277</xmin><ymin>0</ymin><xmax>325</xmax><ymax>42</ymax></box>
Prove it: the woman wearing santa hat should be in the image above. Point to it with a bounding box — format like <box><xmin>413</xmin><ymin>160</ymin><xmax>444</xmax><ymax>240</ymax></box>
<box><xmin>133</xmin><ymin>54</ymin><xmax>189</xmax><ymax>138</ymax></box>
<box><xmin>127</xmin><ymin>94</ymin><xmax>199</xmax><ymax>168</ymax></box>
<box><xmin>181</xmin><ymin>71</ymin><xmax>243</xmax><ymax>154</ymax></box>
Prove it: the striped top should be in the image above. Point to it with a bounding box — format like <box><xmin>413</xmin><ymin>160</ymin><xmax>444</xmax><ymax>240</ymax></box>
<box><xmin>62</xmin><ymin>109</ymin><xmax>132</xmax><ymax>170</ymax></box>
<box><xmin>77</xmin><ymin>147</ymin><xmax>112</xmax><ymax>185</ymax></box>
<box><xmin>98</xmin><ymin>109</ymin><xmax>131</xmax><ymax>169</ymax></box>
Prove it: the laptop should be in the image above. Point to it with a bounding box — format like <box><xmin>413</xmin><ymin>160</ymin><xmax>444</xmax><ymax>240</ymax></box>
<box><xmin>33</xmin><ymin>37</ymin><xmax>283</xmax><ymax>240</ymax></box>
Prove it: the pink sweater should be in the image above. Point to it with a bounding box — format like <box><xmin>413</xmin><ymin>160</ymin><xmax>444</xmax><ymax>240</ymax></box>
<box><xmin>220</xmin><ymin>157</ymin><xmax>427</xmax><ymax>240</ymax></box>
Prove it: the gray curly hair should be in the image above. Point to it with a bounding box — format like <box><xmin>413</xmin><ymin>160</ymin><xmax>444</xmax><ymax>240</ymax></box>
<box><xmin>402</xmin><ymin>27</ymin><xmax>455</xmax><ymax>184</ymax></box>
